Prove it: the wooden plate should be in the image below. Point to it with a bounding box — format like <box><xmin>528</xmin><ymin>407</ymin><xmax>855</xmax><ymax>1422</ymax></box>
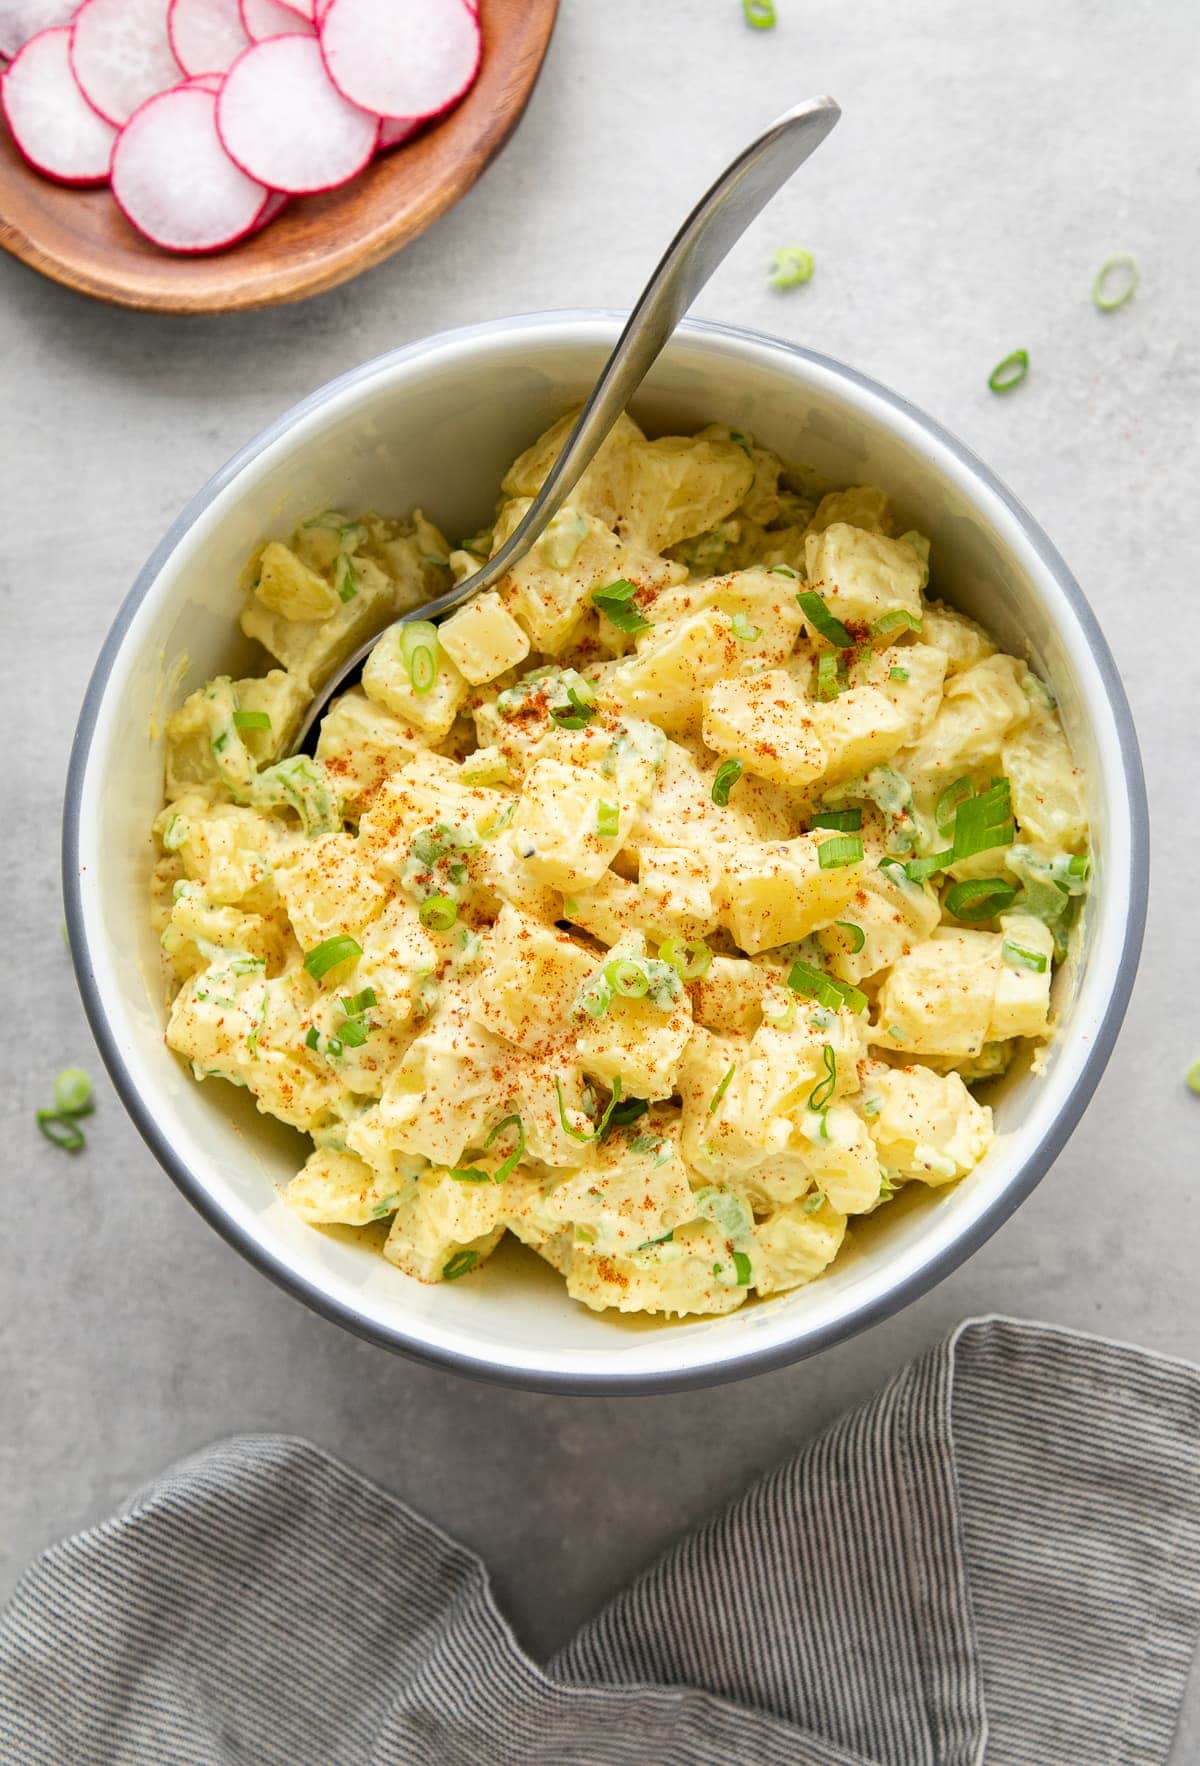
<box><xmin>0</xmin><ymin>0</ymin><xmax>558</xmax><ymax>313</ymax></box>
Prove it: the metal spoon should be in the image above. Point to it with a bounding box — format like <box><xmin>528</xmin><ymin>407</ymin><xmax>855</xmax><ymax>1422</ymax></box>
<box><xmin>292</xmin><ymin>94</ymin><xmax>840</xmax><ymax>752</ymax></box>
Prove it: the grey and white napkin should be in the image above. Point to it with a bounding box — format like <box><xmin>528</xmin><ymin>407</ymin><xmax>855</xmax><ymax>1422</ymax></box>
<box><xmin>1</xmin><ymin>1317</ymin><xmax>1197</xmax><ymax>1764</ymax></box>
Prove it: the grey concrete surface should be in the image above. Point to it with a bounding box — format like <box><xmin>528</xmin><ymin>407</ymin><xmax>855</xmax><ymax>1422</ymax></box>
<box><xmin>2</xmin><ymin>0</ymin><xmax>1198</xmax><ymax>1754</ymax></box>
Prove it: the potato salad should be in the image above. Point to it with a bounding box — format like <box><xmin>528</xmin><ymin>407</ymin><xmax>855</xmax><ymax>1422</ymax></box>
<box><xmin>152</xmin><ymin>412</ymin><xmax>1090</xmax><ymax>1317</ymax></box>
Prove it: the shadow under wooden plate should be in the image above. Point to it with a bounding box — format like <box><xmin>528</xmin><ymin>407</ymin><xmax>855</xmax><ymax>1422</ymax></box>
<box><xmin>0</xmin><ymin>0</ymin><xmax>558</xmax><ymax>314</ymax></box>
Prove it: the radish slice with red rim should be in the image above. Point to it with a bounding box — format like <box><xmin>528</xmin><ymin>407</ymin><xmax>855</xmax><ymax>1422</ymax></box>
<box><xmin>70</xmin><ymin>0</ymin><xmax>180</xmax><ymax>125</ymax></box>
<box><xmin>217</xmin><ymin>33</ymin><xmax>375</xmax><ymax>194</ymax></box>
<box><xmin>321</xmin><ymin>0</ymin><xmax>480</xmax><ymax>122</ymax></box>
<box><xmin>168</xmin><ymin>0</ymin><xmax>246</xmax><ymax>77</ymax></box>
<box><xmin>239</xmin><ymin>0</ymin><xmax>312</xmax><ymax>41</ymax></box>
<box><xmin>275</xmin><ymin>0</ymin><xmax>313</xmax><ymax>18</ymax></box>
<box><xmin>251</xmin><ymin>186</ymin><xmax>287</xmax><ymax>230</ymax></box>
<box><xmin>0</xmin><ymin>0</ymin><xmax>76</xmax><ymax>61</ymax></box>
<box><xmin>1</xmin><ymin>23</ymin><xmax>114</xmax><ymax>182</ymax></box>
<box><xmin>111</xmin><ymin>80</ymin><xmax>270</xmax><ymax>251</ymax></box>
<box><xmin>377</xmin><ymin>114</ymin><xmax>418</xmax><ymax>151</ymax></box>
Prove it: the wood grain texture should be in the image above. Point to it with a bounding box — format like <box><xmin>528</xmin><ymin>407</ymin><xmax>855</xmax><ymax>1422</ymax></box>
<box><xmin>0</xmin><ymin>0</ymin><xmax>558</xmax><ymax>313</ymax></box>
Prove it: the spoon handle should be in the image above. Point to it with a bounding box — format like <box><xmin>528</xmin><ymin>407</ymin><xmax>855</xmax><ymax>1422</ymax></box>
<box><xmin>487</xmin><ymin>95</ymin><xmax>842</xmax><ymax>569</ymax></box>
<box><xmin>292</xmin><ymin>96</ymin><xmax>839</xmax><ymax>751</ymax></box>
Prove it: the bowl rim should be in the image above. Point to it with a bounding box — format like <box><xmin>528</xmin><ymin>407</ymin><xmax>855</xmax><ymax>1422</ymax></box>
<box><xmin>63</xmin><ymin>310</ymin><xmax>1150</xmax><ymax>1393</ymax></box>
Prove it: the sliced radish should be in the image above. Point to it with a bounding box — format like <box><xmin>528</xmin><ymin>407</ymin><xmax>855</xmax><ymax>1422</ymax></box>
<box><xmin>217</xmin><ymin>33</ymin><xmax>375</xmax><ymax>195</ymax></box>
<box><xmin>239</xmin><ymin>0</ymin><xmax>311</xmax><ymax>41</ymax></box>
<box><xmin>377</xmin><ymin>114</ymin><xmax>418</xmax><ymax>151</ymax></box>
<box><xmin>275</xmin><ymin>0</ymin><xmax>313</xmax><ymax>18</ymax></box>
<box><xmin>251</xmin><ymin>186</ymin><xmax>287</xmax><ymax>230</ymax></box>
<box><xmin>182</xmin><ymin>70</ymin><xmax>221</xmax><ymax>91</ymax></box>
<box><xmin>0</xmin><ymin>0</ymin><xmax>76</xmax><ymax>62</ymax></box>
<box><xmin>168</xmin><ymin>0</ymin><xmax>246</xmax><ymax>77</ymax></box>
<box><xmin>1</xmin><ymin>24</ymin><xmax>113</xmax><ymax>182</ymax></box>
<box><xmin>112</xmin><ymin>81</ymin><xmax>269</xmax><ymax>251</ymax></box>
<box><xmin>321</xmin><ymin>0</ymin><xmax>479</xmax><ymax>121</ymax></box>
<box><xmin>70</xmin><ymin>0</ymin><xmax>179</xmax><ymax>126</ymax></box>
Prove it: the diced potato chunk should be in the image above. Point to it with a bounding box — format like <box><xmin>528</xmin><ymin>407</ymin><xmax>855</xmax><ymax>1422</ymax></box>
<box><xmin>276</xmin><ymin>831</ymin><xmax>386</xmax><ymax>950</ymax></box>
<box><xmin>438</xmin><ymin>591</ymin><xmax>531</xmax><ymax>685</ymax></box>
<box><xmin>510</xmin><ymin>758</ymin><xmax>617</xmax><ymax>890</ymax></box>
<box><xmin>470</xmin><ymin>905</ymin><xmax>595</xmax><ymax>1052</ymax></box>
<box><xmin>803</xmin><ymin>523</ymin><xmax>923</xmax><ymax>627</ymax></box>
<box><xmin>541</xmin><ymin>1131</ymin><xmax>695</xmax><ymax>1253</ymax></box>
<box><xmin>254</xmin><ymin>541</ymin><xmax>339</xmax><ymax>621</ymax></box>
<box><xmin>1002</xmin><ymin>711</ymin><xmax>1088</xmax><ymax>852</ymax></box>
<box><xmin>383</xmin><ymin>1170</ymin><xmax>507</xmax><ymax>1283</ymax></box>
<box><xmin>721</xmin><ymin>836</ymin><xmax>863</xmax><ymax>954</ymax></box>
<box><xmin>283</xmin><ymin>1148</ymin><xmax>409</xmax><ymax>1226</ymax></box>
<box><xmin>566</xmin><ymin>1220</ymin><xmax>747</xmax><ymax>1316</ymax></box>
<box><xmin>810</xmin><ymin>685</ymin><xmax>910</xmax><ymax>783</ymax></box>
<box><xmin>752</xmin><ymin>1197</ymin><xmax>847</xmax><ymax>1295</ymax></box>
<box><xmin>315</xmin><ymin>688</ymin><xmax>429</xmax><ymax>812</ymax></box>
<box><xmin>991</xmin><ymin>913</ymin><xmax>1055</xmax><ymax>1039</ymax></box>
<box><xmin>862</xmin><ymin>1059</ymin><xmax>993</xmax><ymax>1184</ymax></box>
<box><xmin>702</xmin><ymin>670</ymin><xmax>826</xmax><ymax>788</ymax></box>
<box><xmin>241</xmin><ymin>554</ymin><xmax>396</xmax><ymax>694</ymax></box>
<box><xmin>362</xmin><ymin>626</ymin><xmax>468</xmax><ymax>739</ymax></box>
<box><xmin>805</xmin><ymin>486</ymin><xmax>893</xmax><ymax>537</ymax></box>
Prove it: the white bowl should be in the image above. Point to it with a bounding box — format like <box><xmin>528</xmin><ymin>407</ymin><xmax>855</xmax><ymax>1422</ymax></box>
<box><xmin>64</xmin><ymin>313</ymin><xmax>1148</xmax><ymax>1392</ymax></box>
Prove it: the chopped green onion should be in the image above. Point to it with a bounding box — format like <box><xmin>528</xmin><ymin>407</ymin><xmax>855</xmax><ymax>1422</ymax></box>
<box><xmin>889</xmin><ymin>666</ymin><xmax>910</xmax><ymax>683</ymax></box>
<box><xmin>801</xmin><ymin>1190</ymin><xmax>826</xmax><ymax>1214</ymax></box>
<box><xmin>305</xmin><ymin>1026</ymin><xmax>320</xmax><ymax>1050</ymax></box>
<box><xmin>550</xmin><ymin>685</ymin><xmax>596</xmax><ymax>729</ymax></box>
<box><xmin>591</xmin><ymin>578</ymin><xmax>651</xmax><ymax>635</ymax></box>
<box><xmin>769</xmin><ymin>563</ymin><xmax>799</xmax><ymax>579</ymax></box>
<box><xmin>1002</xmin><ymin>940</ymin><xmax>1049</xmax><ymax>974</ymax></box>
<box><xmin>729</xmin><ymin>612</ymin><xmax>761</xmax><ymax>641</ymax></box>
<box><xmin>1092</xmin><ymin>254</ymin><xmax>1137</xmax><ymax>313</ymax></box>
<box><xmin>743</xmin><ymin>0</ymin><xmax>776</xmax><ymax>27</ymax></box>
<box><xmin>712</xmin><ymin>757</ymin><xmax>744</xmax><ymax>806</ymax></box>
<box><xmin>810</xmin><ymin>808</ymin><xmax>862</xmax><ymax>832</ymax></box>
<box><xmin>905</xmin><ymin>849</ymin><xmax>954</xmax><ymax>883</ymax></box>
<box><xmin>555</xmin><ymin>1075</ymin><xmax>594</xmax><ymax>1142</ymax></box>
<box><xmin>341</xmin><ymin>987</ymin><xmax>376</xmax><ymax>1015</ymax></box>
<box><xmin>817</xmin><ymin>835</ymin><xmax>863</xmax><ymax>870</ymax></box>
<box><xmin>599</xmin><ymin>1093</ymin><xmax>649</xmax><ymax>1143</ymax></box>
<box><xmin>808</xmin><ymin>1044</ymin><xmax>837</xmax><ymax>1111</ymax></box>
<box><xmin>732</xmin><ymin>1250</ymin><xmax>752</xmax><ymax>1284</ymax></box>
<box><xmin>419</xmin><ymin>895</ymin><xmax>458</xmax><ymax>932</ymax></box>
<box><xmin>554</xmin><ymin>1073</ymin><xmax>633</xmax><ymax>1144</ymax></box>
<box><xmin>400</xmin><ymin>622</ymin><xmax>439</xmax><ymax>694</ymax></box>
<box><xmin>605</xmin><ymin>958</ymin><xmax>649</xmax><ymax>998</ymax></box>
<box><xmin>709</xmin><ymin>1063</ymin><xmax>737</xmax><ymax>1115</ymax></box>
<box><xmin>53</xmin><ymin>1067</ymin><xmax>93</xmax><ymax>1117</ymax></box>
<box><xmin>596</xmin><ymin>800</ymin><xmax>619</xmax><ymax>840</ymax></box>
<box><xmin>834</xmin><ymin>920</ymin><xmax>866</xmax><ymax>953</ymax></box>
<box><xmin>815</xmin><ymin>653</ymin><xmax>844</xmax><ymax>700</ymax></box>
<box><xmin>442</xmin><ymin>1249</ymin><xmax>479</xmax><ymax>1281</ymax></box>
<box><xmin>232</xmin><ymin>710</ymin><xmax>271</xmax><ymax>732</ymax></box>
<box><xmin>878</xmin><ymin>1171</ymin><xmax>898</xmax><ymax>1200</ymax></box>
<box><xmin>951</xmin><ymin>777</ymin><xmax>1014</xmax><ymax>861</ymax></box>
<box><xmin>659</xmin><ymin>937</ymin><xmax>713</xmax><ymax>982</ymax></box>
<box><xmin>770</xmin><ymin>246</ymin><xmax>813</xmax><ymax>289</ymax></box>
<box><xmin>936</xmin><ymin>775</ymin><xmax>975</xmax><ymax>831</ymax></box>
<box><xmin>871</xmin><ymin>608</ymin><xmax>922</xmax><ymax>638</ymax></box>
<box><xmin>988</xmin><ymin>349</ymin><xmax>1029</xmax><ymax>394</ymax></box>
<box><xmin>302</xmin><ymin>934</ymin><xmax>362</xmax><ymax>981</ymax></box>
<box><xmin>945</xmin><ymin>877</ymin><xmax>1018</xmax><ymax>921</ymax></box>
<box><xmin>1186</xmin><ymin>1060</ymin><xmax>1200</xmax><ymax>1095</ymax></box>
<box><xmin>450</xmin><ymin>1114</ymin><xmax>526</xmax><ymax>1185</ymax></box>
<box><xmin>333</xmin><ymin>553</ymin><xmax>358</xmax><ymax>604</ymax></box>
<box><xmin>37</xmin><ymin>1111</ymin><xmax>85</xmax><ymax>1152</ymax></box>
<box><xmin>787</xmin><ymin>960</ymin><xmax>867</xmax><ymax>1015</ymax></box>
<box><xmin>796</xmin><ymin>589</ymin><xmax>853</xmax><ymax>647</ymax></box>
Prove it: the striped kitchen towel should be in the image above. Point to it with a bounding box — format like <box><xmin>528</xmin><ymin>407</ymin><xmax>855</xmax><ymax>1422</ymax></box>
<box><xmin>1</xmin><ymin>1317</ymin><xmax>1197</xmax><ymax>1764</ymax></box>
